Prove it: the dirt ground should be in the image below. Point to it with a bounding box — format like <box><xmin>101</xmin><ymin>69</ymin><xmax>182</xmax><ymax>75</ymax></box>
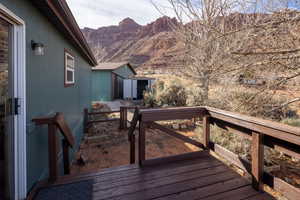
<box><xmin>71</xmin><ymin>120</ymin><xmax>201</xmax><ymax>174</ymax></box>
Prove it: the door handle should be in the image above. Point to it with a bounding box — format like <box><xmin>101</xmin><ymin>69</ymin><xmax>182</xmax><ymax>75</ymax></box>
<box><xmin>14</xmin><ymin>98</ymin><xmax>20</xmax><ymax>115</ymax></box>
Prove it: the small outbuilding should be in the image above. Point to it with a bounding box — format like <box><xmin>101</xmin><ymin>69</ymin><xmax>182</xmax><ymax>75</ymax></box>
<box><xmin>92</xmin><ymin>62</ymin><xmax>137</xmax><ymax>101</ymax></box>
<box><xmin>92</xmin><ymin>62</ymin><xmax>155</xmax><ymax>101</ymax></box>
<box><xmin>124</xmin><ymin>77</ymin><xmax>156</xmax><ymax>100</ymax></box>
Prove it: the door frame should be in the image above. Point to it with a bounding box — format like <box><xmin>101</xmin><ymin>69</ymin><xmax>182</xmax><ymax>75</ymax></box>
<box><xmin>0</xmin><ymin>3</ymin><xmax>27</xmax><ymax>200</ymax></box>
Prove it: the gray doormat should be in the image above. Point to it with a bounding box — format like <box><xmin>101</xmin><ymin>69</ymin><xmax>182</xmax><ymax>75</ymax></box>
<box><xmin>35</xmin><ymin>180</ymin><xmax>93</xmax><ymax>200</ymax></box>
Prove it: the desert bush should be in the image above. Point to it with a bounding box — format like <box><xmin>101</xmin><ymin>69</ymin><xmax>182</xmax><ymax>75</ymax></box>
<box><xmin>281</xmin><ymin>118</ymin><xmax>300</xmax><ymax>127</ymax></box>
<box><xmin>186</xmin><ymin>85</ymin><xmax>204</xmax><ymax>106</ymax></box>
<box><xmin>143</xmin><ymin>90</ymin><xmax>157</xmax><ymax>108</ymax></box>
<box><xmin>144</xmin><ymin>79</ymin><xmax>188</xmax><ymax>107</ymax></box>
<box><xmin>209</xmin><ymin>85</ymin><xmax>296</xmax><ymax>121</ymax></box>
<box><xmin>158</xmin><ymin>82</ymin><xmax>187</xmax><ymax>106</ymax></box>
<box><xmin>145</xmin><ymin>78</ymin><xmax>295</xmax><ymax>121</ymax></box>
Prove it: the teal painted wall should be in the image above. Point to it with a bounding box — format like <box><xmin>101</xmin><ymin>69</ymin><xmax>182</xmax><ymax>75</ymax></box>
<box><xmin>91</xmin><ymin>65</ymin><xmax>135</xmax><ymax>101</ymax></box>
<box><xmin>1</xmin><ymin>0</ymin><xmax>93</xmax><ymax>191</ymax></box>
<box><xmin>113</xmin><ymin>65</ymin><xmax>135</xmax><ymax>78</ymax></box>
<box><xmin>92</xmin><ymin>71</ymin><xmax>112</xmax><ymax>101</ymax></box>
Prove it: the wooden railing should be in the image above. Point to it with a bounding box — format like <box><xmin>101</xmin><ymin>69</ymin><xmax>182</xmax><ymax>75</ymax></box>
<box><xmin>32</xmin><ymin>113</ymin><xmax>75</xmax><ymax>183</ymax></box>
<box><xmin>84</xmin><ymin>106</ymin><xmax>146</xmax><ymax>133</ymax></box>
<box><xmin>84</xmin><ymin>107</ymin><xmax>129</xmax><ymax>132</ymax></box>
<box><xmin>129</xmin><ymin>106</ymin><xmax>300</xmax><ymax>200</ymax></box>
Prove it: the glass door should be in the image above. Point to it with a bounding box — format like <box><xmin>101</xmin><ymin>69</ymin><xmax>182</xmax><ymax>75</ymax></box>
<box><xmin>0</xmin><ymin>16</ymin><xmax>13</xmax><ymax>200</ymax></box>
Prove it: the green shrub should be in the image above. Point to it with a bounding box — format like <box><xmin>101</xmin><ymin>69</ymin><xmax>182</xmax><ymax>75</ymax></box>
<box><xmin>281</xmin><ymin>118</ymin><xmax>300</xmax><ymax>127</ymax></box>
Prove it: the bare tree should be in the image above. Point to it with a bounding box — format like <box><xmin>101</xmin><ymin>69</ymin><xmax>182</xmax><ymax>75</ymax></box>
<box><xmin>152</xmin><ymin>0</ymin><xmax>300</xmax><ymax>114</ymax></box>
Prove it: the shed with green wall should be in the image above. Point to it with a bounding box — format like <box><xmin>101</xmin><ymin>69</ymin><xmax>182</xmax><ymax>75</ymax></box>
<box><xmin>92</xmin><ymin>62</ymin><xmax>136</xmax><ymax>101</ymax></box>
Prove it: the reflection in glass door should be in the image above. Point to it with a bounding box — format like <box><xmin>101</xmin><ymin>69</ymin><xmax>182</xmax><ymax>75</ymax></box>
<box><xmin>0</xmin><ymin>17</ymin><xmax>12</xmax><ymax>200</ymax></box>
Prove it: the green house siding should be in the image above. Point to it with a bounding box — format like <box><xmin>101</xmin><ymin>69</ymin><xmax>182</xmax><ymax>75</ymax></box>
<box><xmin>1</xmin><ymin>0</ymin><xmax>93</xmax><ymax>190</ymax></box>
<box><xmin>92</xmin><ymin>71</ymin><xmax>112</xmax><ymax>101</ymax></box>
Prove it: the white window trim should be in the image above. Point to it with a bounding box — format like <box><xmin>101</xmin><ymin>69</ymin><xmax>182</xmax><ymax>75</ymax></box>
<box><xmin>0</xmin><ymin>3</ymin><xmax>27</xmax><ymax>200</ymax></box>
<box><xmin>65</xmin><ymin>51</ymin><xmax>75</xmax><ymax>85</ymax></box>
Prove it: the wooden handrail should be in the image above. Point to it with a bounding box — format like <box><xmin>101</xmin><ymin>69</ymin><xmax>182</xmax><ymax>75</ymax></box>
<box><xmin>140</xmin><ymin>106</ymin><xmax>207</xmax><ymax>122</ymax></box>
<box><xmin>32</xmin><ymin>113</ymin><xmax>75</xmax><ymax>182</ymax></box>
<box><xmin>206</xmin><ymin>107</ymin><xmax>300</xmax><ymax>141</ymax></box>
<box><xmin>206</xmin><ymin>107</ymin><xmax>300</xmax><ymax>157</ymax></box>
<box><xmin>136</xmin><ymin>106</ymin><xmax>300</xmax><ymax>198</ymax></box>
<box><xmin>55</xmin><ymin>113</ymin><xmax>75</xmax><ymax>148</ymax></box>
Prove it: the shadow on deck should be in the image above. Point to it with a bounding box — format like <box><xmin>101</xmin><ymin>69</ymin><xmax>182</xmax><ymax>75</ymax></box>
<box><xmin>33</xmin><ymin>151</ymin><xmax>274</xmax><ymax>200</ymax></box>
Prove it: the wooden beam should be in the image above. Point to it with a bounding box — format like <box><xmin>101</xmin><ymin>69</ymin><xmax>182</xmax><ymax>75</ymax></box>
<box><xmin>207</xmin><ymin>107</ymin><xmax>300</xmax><ymax>146</ymax></box>
<box><xmin>62</xmin><ymin>139</ymin><xmax>70</xmax><ymax>175</ymax></box>
<box><xmin>138</xmin><ymin>121</ymin><xmax>146</xmax><ymax>166</ymax></box>
<box><xmin>263</xmin><ymin>173</ymin><xmax>300</xmax><ymax>200</ymax></box>
<box><xmin>120</xmin><ymin>107</ymin><xmax>124</xmax><ymax>129</ymax></box>
<box><xmin>210</xmin><ymin>141</ymin><xmax>300</xmax><ymax>200</ymax></box>
<box><xmin>210</xmin><ymin>118</ymin><xmax>252</xmax><ymax>140</ymax></box>
<box><xmin>203</xmin><ymin>116</ymin><xmax>210</xmax><ymax>148</ymax></box>
<box><xmin>88</xmin><ymin>110</ymin><xmax>120</xmax><ymax>115</ymax></box>
<box><xmin>55</xmin><ymin>113</ymin><xmax>75</xmax><ymax>148</ymax></box>
<box><xmin>150</xmin><ymin>122</ymin><xmax>204</xmax><ymax>148</ymax></box>
<box><xmin>87</xmin><ymin>118</ymin><xmax>119</xmax><ymax>124</ymax></box>
<box><xmin>264</xmin><ymin>135</ymin><xmax>300</xmax><ymax>160</ymax></box>
<box><xmin>32</xmin><ymin>115</ymin><xmax>56</xmax><ymax>125</ymax></box>
<box><xmin>48</xmin><ymin>124</ymin><xmax>58</xmax><ymax>183</ymax></box>
<box><xmin>120</xmin><ymin>107</ymin><xmax>128</xmax><ymax>130</ymax></box>
<box><xmin>124</xmin><ymin>107</ymin><xmax>128</xmax><ymax>129</ymax></box>
<box><xmin>210</xmin><ymin>117</ymin><xmax>300</xmax><ymax>159</ymax></box>
<box><xmin>209</xmin><ymin>142</ymin><xmax>251</xmax><ymax>172</ymax></box>
<box><xmin>128</xmin><ymin>108</ymin><xmax>140</xmax><ymax>164</ymax></box>
<box><xmin>252</xmin><ymin>132</ymin><xmax>264</xmax><ymax>191</ymax></box>
<box><xmin>140</xmin><ymin>107</ymin><xmax>207</xmax><ymax>122</ymax></box>
<box><xmin>130</xmin><ymin>134</ymin><xmax>135</xmax><ymax>164</ymax></box>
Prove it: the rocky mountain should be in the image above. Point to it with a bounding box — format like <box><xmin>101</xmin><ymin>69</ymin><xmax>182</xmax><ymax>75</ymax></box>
<box><xmin>82</xmin><ymin>16</ymin><xmax>184</xmax><ymax>74</ymax></box>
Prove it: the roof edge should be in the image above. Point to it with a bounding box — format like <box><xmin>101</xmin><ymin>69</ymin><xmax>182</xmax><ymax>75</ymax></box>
<box><xmin>127</xmin><ymin>63</ymin><xmax>137</xmax><ymax>75</ymax></box>
<box><xmin>44</xmin><ymin>0</ymin><xmax>98</xmax><ymax>66</ymax></box>
<box><xmin>92</xmin><ymin>62</ymin><xmax>137</xmax><ymax>75</ymax></box>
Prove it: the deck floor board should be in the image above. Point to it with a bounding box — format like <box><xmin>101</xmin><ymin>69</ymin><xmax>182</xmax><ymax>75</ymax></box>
<box><xmin>34</xmin><ymin>151</ymin><xmax>275</xmax><ymax>200</ymax></box>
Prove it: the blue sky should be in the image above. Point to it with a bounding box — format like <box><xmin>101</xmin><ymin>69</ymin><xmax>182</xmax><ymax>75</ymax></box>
<box><xmin>66</xmin><ymin>0</ymin><xmax>300</xmax><ymax>29</ymax></box>
<box><xmin>66</xmin><ymin>0</ymin><xmax>174</xmax><ymax>29</ymax></box>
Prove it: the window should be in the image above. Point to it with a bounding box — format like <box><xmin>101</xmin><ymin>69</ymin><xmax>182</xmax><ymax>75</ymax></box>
<box><xmin>64</xmin><ymin>50</ymin><xmax>75</xmax><ymax>86</ymax></box>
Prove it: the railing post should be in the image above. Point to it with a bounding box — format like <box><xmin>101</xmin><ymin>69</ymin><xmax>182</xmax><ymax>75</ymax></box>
<box><xmin>130</xmin><ymin>133</ymin><xmax>135</xmax><ymax>164</ymax></box>
<box><xmin>62</xmin><ymin>139</ymin><xmax>70</xmax><ymax>175</ymax></box>
<box><xmin>203</xmin><ymin>116</ymin><xmax>210</xmax><ymax>148</ymax></box>
<box><xmin>84</xmin><ymin>108</ymin><xmax>88</xmax><ymax>133</ymax></box>
<box><xmin>48</xmin><ymin>123</ymin><xmax>58</xmax><ymax>182</ymax></box>
<box><xmin>138</xmin><ymin>121</ymin><xmax>146</xmax><ymax>166</ymax></box>
<box><xmin>128</xmin><ymin>108</ymin><xmax>139</xmax><ymax>164</ymax></box>
<box><xmin>252</xmin><ymin>131</ymin><xmax>264</xmax><ymax>191</ymax></box>
<box><xmin>120</xmin><ymin>107</ymin><xmax>124</xmax><ymax>129</ymax></box>
<box><xmin>124</xmin><ymin>107</ymin><xmax>128</xmax><ymax>129</ymax></box>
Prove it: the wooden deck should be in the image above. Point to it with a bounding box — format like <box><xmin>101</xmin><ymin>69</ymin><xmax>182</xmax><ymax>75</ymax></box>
<box><xmin>33</xmin><ymin>151</ymin><xmax>275</xmax><ymax>200</ymax></box>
